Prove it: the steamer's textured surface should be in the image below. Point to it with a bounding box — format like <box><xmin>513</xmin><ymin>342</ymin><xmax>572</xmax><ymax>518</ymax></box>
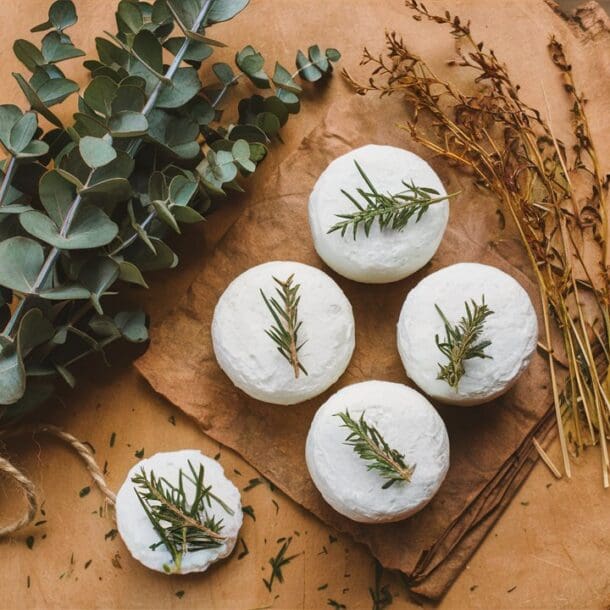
<box><xmin>308</xmin><ymin>145</ymin><xmax>449</xmax><ymax>283</ymax></box>
<box><xmin>306</xmin><ymin>381</ymin><xmax>450</xmax><ymax>523</ymax></box>
<box><xmin>398</xmin><ymin>263</ymin><xmax>538</xmax><ymax>405</ymax></box>
<box><xmin>116</xmin><ymin>450</ymin><xmax>242</xmax><ymax>574</ymax></box>
<box><xmin>212</xmin><ymin>261</ymin><xmax>355</xmax><ymax>404</ymax></box>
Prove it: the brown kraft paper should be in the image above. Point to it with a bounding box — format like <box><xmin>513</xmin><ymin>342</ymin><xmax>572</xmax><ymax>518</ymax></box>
<box><xmin>136</xmin><ymin>1</ymin><xmax>610</xmax><ymax>599</ymax></box>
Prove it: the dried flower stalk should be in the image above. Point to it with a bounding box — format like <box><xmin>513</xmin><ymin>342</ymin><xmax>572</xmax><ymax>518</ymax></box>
<box><xmin>345</xmin><ymin>1</ymin><xmax>609</xmax><ymax>484</ymax></box>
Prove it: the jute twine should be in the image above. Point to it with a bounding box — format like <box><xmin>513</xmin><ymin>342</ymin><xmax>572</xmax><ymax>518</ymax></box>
<box><xmin>0</xmin><ymin>423</ymin><xmax>116</xmax><ymax>537</ymax></box>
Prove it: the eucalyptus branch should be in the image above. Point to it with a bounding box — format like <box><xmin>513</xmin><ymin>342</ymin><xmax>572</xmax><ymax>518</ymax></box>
<box><xmin>435</xmin><ymin>297</ymin><xmax>494</xmax><ymax>390</ymax></box>
<box><xmin>0</xmin><ymin>0</ymin><xmax>339</xmax><ymax>421</ymax></box>
<box><xmin>132</xmin><ymin>459</ymin><xmax>233</xmax><ymax>573</ymax></box>
<box><xmin>334</xmin><ymin>410</ymin><xmax>415</xmax><ymax>489</ymax></box>
<box><xmin>2</xmin><ymin>1</ymin><xmax>215</xmax><ymax>340</ymax></box>
<box><xmin>260</xmin><ymin>274</ymin><xmax>308</xmax><ymax>378</ymax></box>
<box><xmin>328</xmin><ymin>160</ymin><xmax>456</xmax><ymax>239</ymax></box>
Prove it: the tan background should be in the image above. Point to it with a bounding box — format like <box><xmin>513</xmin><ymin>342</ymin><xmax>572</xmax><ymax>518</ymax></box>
<box><xmin>0</xmin><ymin>1</ymin><xmax>609</xmax><ymax>609</ymax></box>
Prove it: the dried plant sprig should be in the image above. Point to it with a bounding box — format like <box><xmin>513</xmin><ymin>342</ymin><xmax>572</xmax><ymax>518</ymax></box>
<box><xmin>260</xmin><ymin>274</ymin><xmax>308</xmax><ymax>378</ymax></box>
<box><xmin>335</xmin><ymin>410</ymin><xmax>415</xmax><ymax>489</ymax></box>
<box><xmin>345</xmin><ymin>1</ymin><xmax>610</xmax><ymax>483</ymax></box>
<box><xmin>435</xmin><ymin>297</ymin><xmax>494</xmax><ymax>390</ymax></box>
<box><xmin>328</xmin><ymin>160</ymin><xmax>455</xmax><ymax>238</ymax></box>
<box><xmin>263</xmin><ymin>536</ymin><xmax>299</xmax><ymax>592</ymax></box>
<box><xmin>132</xmin><ymin>459</ymin><xmax>234</xmax><ymax>573</ymax></box>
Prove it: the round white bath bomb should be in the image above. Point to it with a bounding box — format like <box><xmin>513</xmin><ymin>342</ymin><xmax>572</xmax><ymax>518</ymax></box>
<box><xmin>116</xmin><ymin>450</ymin><xmax>243</xmax><ymax>574</ymax></box>
<box><xmin>212</xmin><ymin>261</ymin><xmax>355</xmax><ymax>405</ymax></box>
<box><xmin>398</xmin><ymin>262</ymin><xmax>538</xmax><ymax>406</ymax></box>
<box><xmin>305</xmin><ymin>381</ymin><xmax>450</xmax><ymax>523</ymax></box>
<box><xmin>308</xmin><ymin>144</ymin><xmax>450</xmax><ymax>283</ymax></box>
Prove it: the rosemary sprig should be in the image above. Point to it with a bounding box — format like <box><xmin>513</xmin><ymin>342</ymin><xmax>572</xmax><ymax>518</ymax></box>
<box><xmin>132</xmin><ymin>460</ymin><xmax>234</xmax><ymax>573</ymax></box>
<box><xmin>434</xmin><ymin>297</ymin><xmax>494</xmax><ymax>390</ymax></box>
<box><xmin>260</xmin><ymin>274</ymin><xmax>308</xmax><ymax>378</ymax></box>
<box><xmin>263</xmin><ymin>536</ymin><xmax>299</xmax><ymax>592</ymax></box>
<box><xmin>334</xmin><ymin>410</ymin><xmax>415</xmax><ymax>489</ymax></box>
<box><xmin>327</xmin><ymin>160</ymin><xmax>455</xmax><ymax>239</ymax></box>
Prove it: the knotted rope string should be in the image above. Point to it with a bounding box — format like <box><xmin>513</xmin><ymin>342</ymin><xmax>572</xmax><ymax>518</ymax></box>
<box><xmin>0</xmin><ymin>423</ymin><xmax>116</xmax><ymax>537</ymax></box>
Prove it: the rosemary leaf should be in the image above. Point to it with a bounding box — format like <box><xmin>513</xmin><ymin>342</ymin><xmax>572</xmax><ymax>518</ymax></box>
<box><xmin>132</xmin><ymin>460</ymin><xmax>234</xmax><ymax>573</ymax></box>
<box><xmin>260</xmin><ymin>274</ymin><xmax>308</xmax><ymax>378</ymax></box>
<box><xmin>263</xmin><ymin>536</ymin><xmax>299</xmax><ymax>592</ymax></box>
<box><xmin>328</xmin><ymin>160</ymin><xmax>455</xmax><ymax>239</ymax></box>
<box><xmin>435</xmin><ymin>296</ymin><xmax>494</xmax><ymax>390</ymax></box>
<box><xmin>334</xmin><ymin>410</ymin><xmax>415</xmax><ymax>489</ymax></box>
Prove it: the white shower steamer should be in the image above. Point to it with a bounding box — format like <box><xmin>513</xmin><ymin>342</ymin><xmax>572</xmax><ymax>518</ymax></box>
<box><xmin>308</xmin><ymin>144</ymin><xmax>450</xmax><ymax>283</ymax></box>
<box><xmin>306</xmin><ymin>381</ymin><xmax>450</xmax><ymax>523</ymax></box>
<box><xmin>397</xmin><ymin>262</ymin><xmax>538</xmax><ymax>406</ymax></box>
<box><xmin>212</xmin><ymin>261</ymin><xmax>355</xmax><ymax>405</ymax></box>
<box><xmin>116</xmin><ymin>450</ymin><xmax>243</xmax><ymax>574</ymax></box>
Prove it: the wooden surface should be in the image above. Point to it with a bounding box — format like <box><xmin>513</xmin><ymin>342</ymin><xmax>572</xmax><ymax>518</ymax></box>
<box><xmin>1</xmin><ymin>1</ymin><xmax>609</xmax><ymax>609</ymax></box>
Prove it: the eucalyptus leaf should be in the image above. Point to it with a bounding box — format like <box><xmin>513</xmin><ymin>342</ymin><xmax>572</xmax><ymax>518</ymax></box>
<box><xmin>117</xmin><ymin>0</ymin><xmax>144</xmax><ymax>34</ymax></box>
<box><xmin>12</xmin><ymin>73</ymin><xmax>63</xmax><ymax>127</ymax></box>
<box><xmin>79</xmin><ymin>135</ymin><xmax>117</xmax><ymax>168</ymax></box>
<box><xmin>272</xmin><ymin>63</ymin><xmax>302</xmax><ymax>94</ymax></box>
<box><xmin>19</xmin><ymin>308</ymin><xmax>55</xmax><ymax>357</ymax></box>
<box><xmin>13</xmin><ymin>39</ymin><xmax>45</xmax><ymax>72</ymax></box>
<box><xmin>36</xmin><ymin>77</ymin><xmax>79</xmax><ymax>106</ymax></box>
<box><xmin>83</xmin><ymin>76</ymin><xmax>118</xmax><ymax>117</ymax></box>
<box><xmin>41</xmin><ymin>31</ymin><xmax>85</xmax><ymax>63</ymax></box>
<box><xmin>164</xmin><ymin>37</ymin><xmax>212</xmax><ymax>63</ymax></box>
<box><xmin>114</xmin><ymin>310</ymin><xmax>148</xmax><ymax>343</ymax></box>
<box><xmin>118</xmin><ymin>260</ymin><xmax>149</xmax><ymax>288</ymax></box>
<box><xmin>0</xmin><ymin>236</ymin><xmax>44</xmax><ymax>293</ymax></box>
<box><xmin>9</xmin><ymin>112</ymin><xmax>38</xmax><ymax>154</ymax></box>
<box><xmin>132</xmin><ymin>30</ymin><xmax>163</xmax><ymax>74</ymax></box>
<box><xmin>109</xmin><ymin>111</ymin><xmax>148</xmax><ymax>137</ymax></box>
<box><xmin>172</xmin><ymin>205</ymin><xmax>205</xmax><ymax>223</ymax></box>
<box><xmin>206</xmin><ymin>0</ymin><xmax>249</xmax><ymax>24</ymax></box>
<box><xmin>18</xmin><ymin>140</ymin><xmax>50</xmax><ymax>159</ymax></box>
<box><xmin>169</xmin><ymin>175</ymin><xmax>198</xmax><ymax>206</ymax></box>
<box><xmin>20</xmin><ymin>205</ymin><xmax>119</xmax><ymax>250</ymax></box>
<box><xmin>0</xmin><ymin>105</ymin><xmax>23</xmax><ymax>149</ymax></box>
<box><xmin>80</xmin><ymin>256</ymin><xmax>120</xmax><ymax>313</ymax></box>
<box><xmin>296</xmin><ymin>49</ymin><xmax>322</xmax><ymax>82</ymax></box>
<box><xmin>39</xmin><ymin>170</ymin><xmax>75</xmax><ymax>225</ymax></box>
<box><xmin>156</xmin><ymin>68</ymin><xmax>201</xmax><ymax>108</ymax></box>
<box><xmin>31</xmin><ymin>0</ymin><xmax>78</xmax><ymax>32</ymax></box>
<box><xmin>39</xmin><ymin>284</ymin><xmax>91</xmax><ymax>300</ymax></box>
<box><xmin>0</xmin><ymin>336</ymin><xmax>25</xmax><ymax>405</ymax></box>
<box><xmin>111</xmin><ymin>85</ymin><xmax>147</xmax><ymax>114</ymax></box>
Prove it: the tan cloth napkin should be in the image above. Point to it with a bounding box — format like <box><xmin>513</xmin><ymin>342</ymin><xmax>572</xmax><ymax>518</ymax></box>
<box><xmin>136</xmin><ymin>93</ymin><xmax>560</xmax><ymax>599</ymax></box>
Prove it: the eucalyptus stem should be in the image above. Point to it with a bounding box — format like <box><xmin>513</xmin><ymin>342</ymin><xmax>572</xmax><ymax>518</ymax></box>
<box><xmin>1</xmin><ymin>0</ymin><xmax>215</xmax><ymax>340</ymax></box>
<box><xmin>0</xmin><ymin>156</ymin><xmax>17</xmax><ymax>207</ymax></box>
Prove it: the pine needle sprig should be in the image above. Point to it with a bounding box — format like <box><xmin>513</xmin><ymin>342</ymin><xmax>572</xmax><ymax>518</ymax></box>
<box><xmin>132</xmin><ymin>460</ymin><xmax>234</xmax><ymax>573</ymax></box>
<box><xmin>263</xmin><ymin>536</ymin><xmax>300</xmax><ymax>592</ymax></box>
<box><xmin>260</xmin><ymin>274</ymin><xmax>308</xmax><ymax>378</ymax></box>
<box><xmin>327</xmin><ymin>160</ymin><xmax>456</xmax><ymax>239</ymax></box>
<box><xmin>435</xmin><ymin>297</ymin><xmax>494</xmax><ymax>390</ymax></box>
<box><xmin>334</xmin><ymin>410</ymin><xmax>415</xmax><ymax>489</ymax></box>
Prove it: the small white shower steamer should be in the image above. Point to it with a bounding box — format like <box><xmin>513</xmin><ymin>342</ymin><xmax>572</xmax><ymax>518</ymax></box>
<box><xmin>308</xmin><ymin>144</ymin><xmax>450</xmax><ymax>283</ymax></box>
<box><xmin>306</xmin><ymin>381</ymin><xmax>450</xmax><ymax>523</ymax></box>
<box><xmin>212</xmin><ymin>261</ymin><xmax>355</xmax><ymax>405</ymax></box>
<box><xmin>116</xmin><ymin>450</ymin><xmax>243</xmax><ymax>574</ymax></box>
<box><xmin>397</xmin><ymin>262</ymin><xmax>538</xmax><ymax>406</ymax></box>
